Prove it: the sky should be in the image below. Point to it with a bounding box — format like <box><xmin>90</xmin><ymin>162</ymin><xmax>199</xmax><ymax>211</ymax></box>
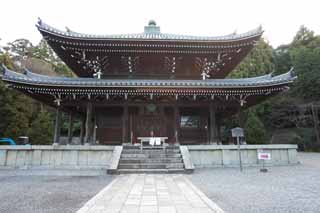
<box><xmin>0</xmin><ymin>0</ymin><xmax>319</xmax><ymax>48</ymax></box>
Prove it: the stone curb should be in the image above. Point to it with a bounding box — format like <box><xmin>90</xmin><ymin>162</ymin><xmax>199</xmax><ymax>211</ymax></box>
<box><xmin>183</xmin><ymin>175</ymin><xmax>225</xmax><ymax>213</ymax></box>
<box><xmin>76</xmin><ymin>177</ymin><xmax>119</xmax><ymax>213</ymax></box>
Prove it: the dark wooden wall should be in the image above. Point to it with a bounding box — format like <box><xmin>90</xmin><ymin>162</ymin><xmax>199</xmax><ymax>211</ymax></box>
<box><xmin>95</xmin><ymin>105</ymin><xmax>213</xmax><ymax>145</ymax></box>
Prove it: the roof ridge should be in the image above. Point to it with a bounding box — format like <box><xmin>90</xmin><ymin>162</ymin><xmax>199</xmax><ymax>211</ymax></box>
<box><xmin>36</xmin><ymin>18</ymin><xmax>263</xmax><ymax>41</ymax></box>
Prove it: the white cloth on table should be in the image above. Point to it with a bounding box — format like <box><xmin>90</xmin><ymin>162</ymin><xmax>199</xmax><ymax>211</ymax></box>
<box><xmin>149</xmin><ymin>138</ymin><xmax>156</xmax><ymax>146</ymax></box>
<box><xmin>155</xmin><ymin>138</ymin><xmax>161</xmax><ymax>145</ymax></box>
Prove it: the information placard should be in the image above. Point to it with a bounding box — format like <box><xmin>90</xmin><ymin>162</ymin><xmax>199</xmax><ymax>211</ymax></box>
<box><xmin>231</xmin><ymin>127</ymin><xmax>244</xmax><ymax>137</ymax></box>
<box><xmin>258</xmin><ymin>152</ymin><xmax>271</xmax><ymax>160</ymax></box>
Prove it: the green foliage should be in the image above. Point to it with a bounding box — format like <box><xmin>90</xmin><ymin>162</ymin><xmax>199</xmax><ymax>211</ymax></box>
<box><xmin>274</xmin><ymin>45</ymin><xmax>292</xmax><ymax>75</ymax></box>
<box><xmin>290</xmin><ymin>45</ymin><xmax>320</xmax><ymax>100</ymax></box>
<box><xmin>244</xmin><ymin>110</ymin><xmax>266</xmax><ymax>144</ymax></box>
<box><xmin>0</xmin><ymin>40</ymin><xmax>58</xmax><ymax>144</ymax></box>
<box><xmin>54</xmin><ymin>62</ymin><xmax>74</xmax><ymax>77</ymax></box>
<box><xmin>230</xmin><ymin>39</ymin><xmax>275</xmax><ymax>78</ymax></box>
<box><xmin>0</xmin><ymin>53</ymin><xmax>14</xmax><ymax>69</ymax></box>
<box><xmin>0</xmin><ymin>81</ymin><xmax>34</xmax><ymax>140</ymax></box>
<box><xmin>27</xmin><ymin>109</ymin><xmax>54</xmax><ymax>145</ymax></box>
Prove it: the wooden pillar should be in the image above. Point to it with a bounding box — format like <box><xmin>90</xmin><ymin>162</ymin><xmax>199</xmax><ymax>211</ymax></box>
<box><xmin>84</xmin><ymin>102</ymin><xmax>93</xmax><ymax>145</ymax></box>
<box><xmin>67</xmin><ymin>112</ymin><xmax>74</xmax><ymax>145</ymax></box>
<box><xmin>174</xmin><ymin>104</ymin><xmax>180</xmax><ymax>144</ymax></box>
<box><xmin>80</xmin><ymin>116</ymin><xmax>85</xmax><ymax>145</ymax></box>
<box><xmin>209</xmin><ymin>103</ymin><xmax>217</xmax><ymax>144</ymax></box>
<box><xmin>216</xmin><ymin>115</ymin><xmax>221</xmax><ymax>144</ymax></box>
<box><xmin>93</xmin><ymin>115</ymin><xmax>97</xmax><ymax>144</ymax></box>
<box><xmin>53</xmin><ymin>107</ymin><xmax>61</xmax><ymax>145</ymax></box>
<box><xmin>122</xmin><ymin>104</ymin><xmax>129</xmax><ymax>144</ymax></box>
<box><xmin>238</xmin><ymin>108</ymin><xmax>245</xmax><ymax>129</ymax></box>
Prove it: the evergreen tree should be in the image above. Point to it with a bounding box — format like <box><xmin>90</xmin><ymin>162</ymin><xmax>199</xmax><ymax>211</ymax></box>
<box><xmin>27</xmin><ymin>108</ymin><xmax>54</xmax><ymax>145</ymax></box>
<box><xmin>230</xmin><ymin>39</ymin><xmax>275</xmax><ymax>78</ymax></box>
<box><xmin>244</xmin><ymin>110</ymin><xmax>266</xmax><ymax>144</ymax></box>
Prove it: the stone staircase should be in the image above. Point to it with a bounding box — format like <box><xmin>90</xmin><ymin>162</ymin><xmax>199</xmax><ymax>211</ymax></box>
<box><xmin>117</xmin><ymin>145</ymin><xmax>186</xmax><ymax>174</ymax></box>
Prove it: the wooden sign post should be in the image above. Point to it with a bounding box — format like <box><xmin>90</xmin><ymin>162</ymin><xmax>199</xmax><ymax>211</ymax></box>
<box><xmin>231</xmin><ymin>127</ymin><xmax>244</xmax><ymax>172</ymax></box>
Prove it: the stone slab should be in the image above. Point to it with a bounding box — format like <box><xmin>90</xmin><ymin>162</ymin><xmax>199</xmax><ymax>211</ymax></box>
<box><xmin>0</xmin><ymin>150</ymin><xmax>7</xmax><ymax>166</ymax></box>
<box><xmin>77</xmin><ymin>174</ymin><xmax>224</xmax><ymax>213</ymax></box>
<box><xmin>180</xmin><ymin>146</ymin><xmax>194</xmax><ymax>172</ymax></box>
<box><xmin>107</xmin><ymin>146</ymin><xmax>123</xmax><ymax>174</ymax></box>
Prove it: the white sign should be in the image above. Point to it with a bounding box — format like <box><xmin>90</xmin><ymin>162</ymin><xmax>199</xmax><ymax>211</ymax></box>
<box><xmin>231</xmin><ymin>127</ymin><xmax>244</xmax><ymax>137</ymax></box>
<box><xmin>258</xmin><ymin>152</ymin><xmax>271</xmax><ymax>160</ymax></box>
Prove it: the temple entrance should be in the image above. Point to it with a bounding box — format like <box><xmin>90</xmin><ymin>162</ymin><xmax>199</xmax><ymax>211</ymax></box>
<box><xmin>135</xmin><ymin>115</ymin><xmax>166</xmax><ymax>137</ymax></box>
<box><xmin>130</xmin><ymin>104</ymin><xmax>168</xmax><ymax>141</ymax></box>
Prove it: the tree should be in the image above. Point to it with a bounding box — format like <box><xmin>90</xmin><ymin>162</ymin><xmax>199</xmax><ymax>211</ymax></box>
<box><xmin>244</xmin><ymin>110</ymin><xmax>266</xmax><ymax>144</ymax></box>
<box><xmin>32</xmin><ymin>39</ymin><xmax>56</xmax><ymax>63</ymax></box>
<box><xmin>230</xmin><ymin>39</ymin><xmax>275</xmax><ymax>78</ymax></box>
<box><xmin>7</xmin><ymin>39</ymin><xmax>34</xmax><ymax>60</ymax></box>
<box><xmin>274</xmin><ymin>44</ymin><xmax>292</xmax><ymax>75</ymax></box>
<box><xmin>292</xmin><ymin>26</ymin><xmax>315</xmax><ymax>47</ymax></box>
<box><xmin>27</xmin><ymin>109</ymin><xmax>54</xmax><ymax>145</ymax></box>
<box><xmin>290</xmin><ymin>44</ymin><xmax>320</xmax><ymax>101</ymax></box>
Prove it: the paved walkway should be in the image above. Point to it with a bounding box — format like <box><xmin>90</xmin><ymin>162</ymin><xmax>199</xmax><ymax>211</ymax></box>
<box><xmin>77</xmin><ymin>174</ymin><xmax>224</xmax><ymax>213</ymax></box>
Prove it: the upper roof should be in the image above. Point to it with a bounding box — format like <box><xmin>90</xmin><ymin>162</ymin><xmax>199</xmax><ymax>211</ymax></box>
<box><xmin>37</xmin><ymin>19</ymin><xmax>263</xmax><ymax>42</ymax></box>
<box><xmin>36</xmin><ymin>19</ymin><xmax>263</xmax><ymax>79</ymax></box>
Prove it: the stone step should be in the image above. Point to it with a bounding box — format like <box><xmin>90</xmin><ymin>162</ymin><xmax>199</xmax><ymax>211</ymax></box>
<box><xmin>118</xmin><ymin>163</ymin><xmax>184</xmax><ymax>170</ymax></box>
<box><xmin>122</xmin><ymin>145</ymin><xmax>180</xmax><ymax>150</ymax></box>
<box><xmin>121</xmin><ymin>150</ymin><xmax>181</xmax><ymax>154</ymax></box>
<box><xmin>117</xmin><ymin>168</ymin><xmax>186</xmax><ymax>174</ymax></box>
<box><xmin>119</xmin><ymin>158</ymin><xmax>183</xmax><ymax>164</ymax></box>
<box><xmin>119</xmin><ymin>163</ymin><xmax>166</xmax><ymax>169</ymax></box>
<box><xmin>120</xmin><ymin>153</ymin><xmax>182</xmax><ymax>158</ymax></box>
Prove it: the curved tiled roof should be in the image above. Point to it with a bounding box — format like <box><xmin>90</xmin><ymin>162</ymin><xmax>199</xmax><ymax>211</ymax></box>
<box><xmin>2</xmin><ymin>66</ymin><xmax>296</xmax><ymax>89</ymax></box>
<box><xmin>37</xmin><ymin>19</ymin><xmax>263</xmax><ymax>42</ymax></box>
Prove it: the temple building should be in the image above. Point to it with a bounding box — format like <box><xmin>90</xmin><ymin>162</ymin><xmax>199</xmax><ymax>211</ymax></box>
<box><xmin>1</xmin><ymin>20</ymin><xmax>296</xmax><ymax>146</ymax></box>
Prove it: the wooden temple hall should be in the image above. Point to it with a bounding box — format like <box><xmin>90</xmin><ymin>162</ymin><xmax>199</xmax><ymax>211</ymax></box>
<box><xmin>1</xmin><ymin>20</ymin><xmax>296</xmax><ymax>146</ymax></box>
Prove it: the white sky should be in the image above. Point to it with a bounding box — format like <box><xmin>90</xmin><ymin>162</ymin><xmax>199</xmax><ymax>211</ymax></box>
<box><xmin>0</xmin><ymin>0</ymin><xmax>319</xmax><ymax>48</ymax></box>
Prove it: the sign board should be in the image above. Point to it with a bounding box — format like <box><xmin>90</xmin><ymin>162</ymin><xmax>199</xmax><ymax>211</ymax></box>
<box><xmin>258</xmin><ymin>152</ymin><xmax>271</xmax><ymax>160</ymax></box>
<box><xmin>231</xmin><ymin>127</ymin><xmax>244</xmax><ymax>137</ymax></box>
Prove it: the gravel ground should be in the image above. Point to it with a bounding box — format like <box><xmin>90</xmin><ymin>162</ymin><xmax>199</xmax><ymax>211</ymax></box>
<box><xmin>188</xmin><ymin>152</ymin><xmax>320</xmax><ymax>213</ymax></box>
<box><xmin>0</xmin><ymin>170</ymin><xmax>113</xmax><ymax>213</ymax></box>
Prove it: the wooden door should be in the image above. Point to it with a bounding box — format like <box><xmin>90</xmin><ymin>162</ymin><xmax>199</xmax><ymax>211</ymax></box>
<box><xmin>135</xmin><ymin>115</ymin><xmax>166</xmax><ymax>137</ymax></box>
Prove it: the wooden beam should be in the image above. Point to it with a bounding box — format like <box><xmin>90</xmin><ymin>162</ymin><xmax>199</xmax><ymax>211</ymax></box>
<box><xmin>209</xmin><ymin>103</ymin><xmax>217</xmax><ymax>144</ymax></box>
<box><xmin>80</xmin><ymin>116</ymin><xmax>85</xmax><ymax>145</ymax></box>
<box><xmin>67</xmin><ymin>112</ymin><xmax>74</xmax><ymax>144</ymax></box>
<box><xmin>84</xmin><ymin>102</ymin><xmax>93</xmax><ymax>144</ymax></box>
<box><xmin>122</xmin><ymin>104</ymin><xmax>129</xmax><ymax>143</ymax></box>
<box><xmin>53</xmin><ymin>107</ymin><xmax>61</xmax><ymax>145</ymax></box>
<box><xmin>174</xmin><ymin>104</ymin><xmax>180</xmax><ymax>144</ymax></box>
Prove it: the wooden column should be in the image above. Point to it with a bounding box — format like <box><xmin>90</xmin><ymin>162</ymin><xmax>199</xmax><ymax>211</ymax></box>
<box><xmin>84</xmin><ymin>102</ymin><xmax>93</xmax><ymax>145</ymax></box>
<box><xmin>238</xmin><ymin>108</ymin><xmax>245</xmax><ymax>129</ymax></box>
<box><xmin>67</xmin><ymin>112</ymin><xmax>74</xmax><ymax>145</ymax></box>
<box><xmin>53</xmin><ymin>107</ymin><xmax>61</xmax><ymax>145</ymax></box>
<box><xmin>93</xmin><ymin>115</ymin><xmax>97</xmax><ymax>144</ymax></box>
<box><xmin>122</xmin><ymin>104</ymin><xmax>129</xmax><ymax>143</ymax></box>
<box><xmin>209</xmin><ymin>103</ymin><xmax>217</xmax><ymax>144</ymax></box>
<box><xmin>174</xmin><ymin>105</ymin><xmax>180</xmax><ymax>144</ymax></box>
<box><xmin>216</xmin><ymin>115</ymin><xmax>221</xmax><ymax>144</ymax></box>
<box><xmin>80</xmin><ymin>116</ymin><xmax>85</xmax><ymax>145</ymax></box>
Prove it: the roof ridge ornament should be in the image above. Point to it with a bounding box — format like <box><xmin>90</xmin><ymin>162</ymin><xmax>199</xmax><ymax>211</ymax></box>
<box><xmin>37</xmin><ymin>17</ymin><xmax>42</xmax><ymax>26</ymax></box>
<box><xmin>144</xmin><ymin>20</ymin><xmax>160</xmax><ymax>34</ymax></box>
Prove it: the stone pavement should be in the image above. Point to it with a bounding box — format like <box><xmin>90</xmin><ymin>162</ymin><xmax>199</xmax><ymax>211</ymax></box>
<box><xmin>77</xmin><ymin>174</ymin><xmax>224</xmax><ymax>213</ymax></box>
